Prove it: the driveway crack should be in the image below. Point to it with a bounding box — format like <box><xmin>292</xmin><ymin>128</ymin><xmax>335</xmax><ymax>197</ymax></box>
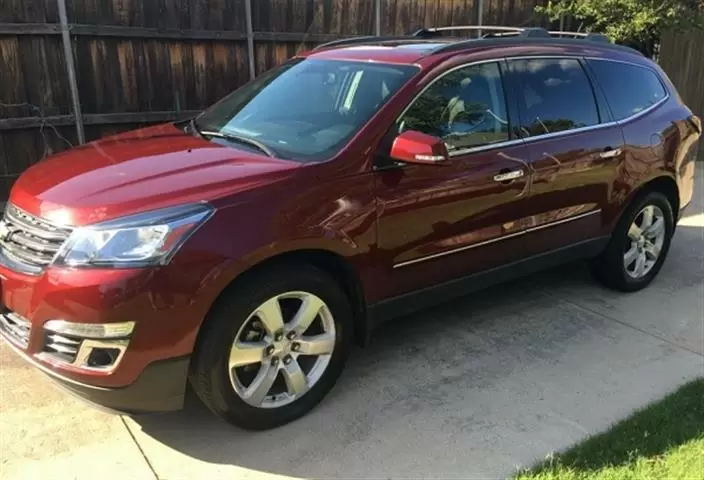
<box><xmin>540</xmin><ymin>291</ymin><xmax>704</xmax><ymax>359</ymax></box>
<box><xmin>121</xmin><ymin>416</ymin><xmax>159</xmax><ymax>480</ymax></box>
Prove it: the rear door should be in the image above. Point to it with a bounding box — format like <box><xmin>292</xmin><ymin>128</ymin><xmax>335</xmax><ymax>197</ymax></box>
<box><xmin>504</xmin><ymin>57</ymin><xmax>626</xmax><ymax>255</ymax></box>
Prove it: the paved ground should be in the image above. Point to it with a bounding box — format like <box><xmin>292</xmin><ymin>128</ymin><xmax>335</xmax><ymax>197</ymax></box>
<box><xmin>1</xmin><ymin>171</ymin><xmax>702</xmax><ymax>480</ymax></box>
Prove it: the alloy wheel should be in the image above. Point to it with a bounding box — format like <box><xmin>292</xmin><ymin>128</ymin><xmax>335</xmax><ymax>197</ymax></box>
<box><xmin>623</xmin><ymin>205</ymin><xmax>666</xmax><ymax>279</ymax></box>
<box><xmin>228</xmin><ymin>292</ymin><xmax>336</xmax><ymax>409</ymax></box>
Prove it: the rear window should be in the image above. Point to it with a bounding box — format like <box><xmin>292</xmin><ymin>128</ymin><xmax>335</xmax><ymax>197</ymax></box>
<box><xmin>587</xmin><ymin>59</ymin><xmax>667</xmax><ymax>121</ymax></box>
<box><xmin>508</xmin><ymin>58</ymin><xmax>600</xmax><ymax>137</ymax></box>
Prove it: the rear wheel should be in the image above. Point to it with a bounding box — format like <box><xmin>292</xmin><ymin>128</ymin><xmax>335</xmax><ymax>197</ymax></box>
<box><xmin>591</xmin><ymin>191</ymin><xmax>674</xmax><ymax>292</ymax></box>
<box><xmin>190</xmin><ymin>265</ymin><xmax>353</xmax><ymax>430</ymax></box>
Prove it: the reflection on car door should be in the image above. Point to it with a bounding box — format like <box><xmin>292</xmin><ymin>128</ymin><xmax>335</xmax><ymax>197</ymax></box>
<box><xmin>504</xmin><ymin>57</ymin><xmax>626</xmax><ymax>257</ymax></box>
<box><xmin>373</xmin><ymin>61</ymin><xmax>534</xmax><ymax>301</ymax></box>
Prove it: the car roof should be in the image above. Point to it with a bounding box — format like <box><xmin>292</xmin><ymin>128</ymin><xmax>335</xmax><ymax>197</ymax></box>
<box><xmin>299</xmin><ymin>41</ymin><xmax>452</xmax><ymax>65</ymax></box>
<box><xmin>299</xmin><ymin>28</ymin><xmax>645</xmax><ymax>67</ymax></box>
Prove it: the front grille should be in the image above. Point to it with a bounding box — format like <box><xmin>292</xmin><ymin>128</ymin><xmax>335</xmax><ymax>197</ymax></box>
<box><xmin>43</xmin><ymin>332</ymin><xmax>81</xmax><ymax>364</ymax></box>
<box><xmin>0</xmin><ymin>310</ymin><xmax>31</xmax><ymax>348</ymax></box>
<box><xmin>0</xmin><ymin>204</ymin><xmax>73</xmax><ymax>274</ymax></box>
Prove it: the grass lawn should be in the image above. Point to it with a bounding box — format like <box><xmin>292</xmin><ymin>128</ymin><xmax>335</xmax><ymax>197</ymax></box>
<box><xmin>517</xmin><ymin>379</ymin><xmax>704</xmax><ymax>480</ymax></box>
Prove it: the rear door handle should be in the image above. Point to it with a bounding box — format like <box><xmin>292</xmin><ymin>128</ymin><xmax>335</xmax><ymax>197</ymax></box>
<box><xmin>493</xmin><ymin>169</ymin><xmax>524</xmax><ymax>182</ymax></box>
<box><xmin>600</xmin><ymin>148</ymin><xmax>623</xmax><ymax>159</ymax></box>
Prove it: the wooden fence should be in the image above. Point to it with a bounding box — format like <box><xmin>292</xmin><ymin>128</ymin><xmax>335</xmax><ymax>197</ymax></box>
<box><xmin>0</xmin><ymin>0</ymin><xmax>552</xmax><ymax>200</ymax></box>
<box><xmin>659</xmin><ymin>29</ymin><xmax>704</xmax><ymax>160</ymax></box>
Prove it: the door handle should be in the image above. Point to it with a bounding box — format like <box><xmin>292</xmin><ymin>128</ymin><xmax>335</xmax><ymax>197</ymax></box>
<box><xmin>600</xmin><ymin>147</ymin><xmax>623</xmax><ymax>159</ymax></box>
<box><xmin>493</xmin><ymin>169</ymin><xmax>524</xmax><ymax>183</ymax></box>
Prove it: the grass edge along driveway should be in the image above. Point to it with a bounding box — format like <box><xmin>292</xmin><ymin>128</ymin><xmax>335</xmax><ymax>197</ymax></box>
<box><xmin>516</xmin><ymin>378</ymin><xmax>704</xmax><ymax>480</ymax></box>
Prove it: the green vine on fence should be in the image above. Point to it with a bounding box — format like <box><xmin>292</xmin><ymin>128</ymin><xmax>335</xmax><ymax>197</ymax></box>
<box><xmin>539</xmin><ymin>0</ymin><xmax>704</xmax><ymax>56</ymax></box>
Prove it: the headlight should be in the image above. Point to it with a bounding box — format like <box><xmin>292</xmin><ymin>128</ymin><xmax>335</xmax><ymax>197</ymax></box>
<box><xmin>54</xmin><ymin>203</ymin><xmax>214</xmax><ymax>268</ymax></box>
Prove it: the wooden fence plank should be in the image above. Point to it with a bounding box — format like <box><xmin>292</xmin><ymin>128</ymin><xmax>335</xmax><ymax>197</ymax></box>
<box><xmin>659</xmin><ymin>29</ymin><xmax>704</xmax><ymax>160</ymax></box>
<box><xmin>0</xmin><ymin>0</ymin><xmax>568</xmax><ymax>200</ymax></box>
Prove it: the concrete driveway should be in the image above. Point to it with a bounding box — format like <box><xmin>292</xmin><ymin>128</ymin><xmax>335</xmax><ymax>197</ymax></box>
<box><xmin>2</xmin><ymin>171</ymin><xmax>702</xmax><ymax>480</ymax></box>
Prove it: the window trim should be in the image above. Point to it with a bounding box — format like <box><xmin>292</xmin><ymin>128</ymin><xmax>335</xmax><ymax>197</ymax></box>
<box><xmin>506</xmin><ymin>56</ymin><xmax>606</xmax><ymax>140</ymax></box>
<box><xmin>384</xmin><ymin>55</ymin><xmax>670</xmax><ymax>163</ymax></box>
<box><xmin>394</xmin><ymin>58</ymin><xmax>514</xmax><ymax>156</ymax></box>
<box><xmin>584</xmin><ymin>57</ymin><xmax>671</xmax><ymax>125</ymax></box>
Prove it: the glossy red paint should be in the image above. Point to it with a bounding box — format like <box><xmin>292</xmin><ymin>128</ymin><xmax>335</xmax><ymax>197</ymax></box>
<box><xmin>389</xmin><ymin>130</ymin><xmax>449</xmax><ymax>164</ymax></box>
<box><xmin>0</xmin><ymin>38</ymin><xmax>699</xmax><ymax>411</ymax></box>
<box><xmin>10</xmin><ymin>123</ymin><xmax>302</xmax><ymax>226</ymax></box>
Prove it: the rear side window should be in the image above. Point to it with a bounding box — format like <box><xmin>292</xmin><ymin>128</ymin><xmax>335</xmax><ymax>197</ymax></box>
<box><xmin>587</xmin><ymin>59</ymin><xmax>667</xmax><ymax>121</ymax></box>
<box><xmin>508</xmin><ymin>58</ymin><xmax>600</xmax><ymax>137</ymax></box>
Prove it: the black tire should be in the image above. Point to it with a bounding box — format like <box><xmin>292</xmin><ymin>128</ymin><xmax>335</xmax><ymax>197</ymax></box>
<box><xmin>590</xmin><ymin>190</ymin><xmax>675</xmax><ymax>292</ymax></box>
<box><xmin>189</xmin><ymin>264</ymin><xmax>353</xmax><ymax>430</ymax></box>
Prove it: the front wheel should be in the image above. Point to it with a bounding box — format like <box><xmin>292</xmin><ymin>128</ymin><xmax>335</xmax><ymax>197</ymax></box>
<box><xmin>591</xmin><ymin>191</ymin><xmax>674</xmax><ymax>292</ymax></box>
<box><xmin>190</xmin><ymin>265</ymin><xmax>353</xmax><ymax>430</ymax></box>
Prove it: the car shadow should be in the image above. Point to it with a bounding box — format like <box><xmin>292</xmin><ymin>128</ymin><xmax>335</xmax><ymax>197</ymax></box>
<box><xmin>130</xmin><ymin>261</ymin><xmax>607</xmax><ymax>477</ymax></box>
<box><xmin>128</xmin><ymin>186</ymin><xmax>704</xmax><ymax>478</ymax></box>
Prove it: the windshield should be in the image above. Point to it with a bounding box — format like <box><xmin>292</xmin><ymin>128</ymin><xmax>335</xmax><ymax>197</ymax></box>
<box><xmin>194</xmin><ymin>59</ymin><xmax>419</xmax><ymax>162</ymax></box>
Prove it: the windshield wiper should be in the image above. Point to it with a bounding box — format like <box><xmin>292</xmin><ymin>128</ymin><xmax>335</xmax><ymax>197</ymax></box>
<box><xmin>198</xmin><ymin>129</ymin><xmax>277</xmax><ymax>158</ymax></box>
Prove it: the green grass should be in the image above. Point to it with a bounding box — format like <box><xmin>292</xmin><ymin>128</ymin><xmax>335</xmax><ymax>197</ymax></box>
<box><xmin>516</xmin><ymin>379</ymin><xmax>704</xmax><ymax>480</ymax></box>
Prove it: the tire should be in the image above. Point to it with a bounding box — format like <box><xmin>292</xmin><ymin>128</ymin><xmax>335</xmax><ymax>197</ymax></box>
<box><xmin>591</xmin><ymin>190</ymin><xmax>674</xmax><ymax>292</ymax></box>
<box><xmin>189</xmin><ymin>264</ymin><xmax>353</xmax><ymax>430</ymax></box>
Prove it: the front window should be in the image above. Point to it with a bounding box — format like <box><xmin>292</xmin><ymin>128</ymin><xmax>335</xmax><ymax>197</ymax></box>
<box><xmin>398</xmin><ymin>61</ymin><xmax>510</xmax><ymax>152</ymax></box>
<box><xmin>194</xmin><ymin>59</ymin><xmax>419</xmax><ymax>162</ymax></box>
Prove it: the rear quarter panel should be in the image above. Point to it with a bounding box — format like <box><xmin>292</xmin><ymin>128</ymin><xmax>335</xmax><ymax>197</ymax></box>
<box><xmin>616</xmin><ymin>97</ymin><xmax>699</xmax><ymax>225</ymax></box>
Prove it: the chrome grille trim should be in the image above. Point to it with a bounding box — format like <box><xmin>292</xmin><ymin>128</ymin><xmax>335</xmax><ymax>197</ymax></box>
<box><xmin>41</xmin><ymin>324</ymin><xmax>131</xmax><ymax>372</ymax></box>
<box><xmin>0</xmin><ymin>311</ymin><xmax>31</xmax><ymax>349</ymax></box>
<box><xmin>46</xmin><ymin>342</ymin><xmax>79</xmax><ymax>355</ymax></box>
<box><xmin>43</xmin><ymin>330</ymin><xmax>82</xmax><ymax>363</ymax></box>
<box><xmin>0</xmin><ymin>204</ymin><xmax>73</xmax><ymax>274</ymax></box>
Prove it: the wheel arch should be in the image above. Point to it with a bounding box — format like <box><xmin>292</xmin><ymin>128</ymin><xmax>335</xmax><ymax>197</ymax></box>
<box><xmin>632</xmin><ymin>175</ymin><xmax>680</xmax><ymax>222</ymax></box>
<box><xmin>196</xmin><ymin>248</ymin><xmax>370</xmax><ymax>351</ymax></box>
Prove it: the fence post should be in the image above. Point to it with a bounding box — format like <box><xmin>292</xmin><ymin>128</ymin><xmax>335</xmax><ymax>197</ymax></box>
<box><xmin>477</xmin><ymin>0</ymin><xmax>484</xmax><ymax>38</ymax></box>
<box><xmin>244</xmin><ymin>0</ymin><xmax>256</xmax><ymax>80</ymax></box>
<box><xmin>57</xmin><ymin>0</ymin><xmax>85</xmax><ymax>144</ymax></box>
<box><xmin>375</xmin><ymin>0</ymin><xmax>382</xmax><ymax>36</ymax></box>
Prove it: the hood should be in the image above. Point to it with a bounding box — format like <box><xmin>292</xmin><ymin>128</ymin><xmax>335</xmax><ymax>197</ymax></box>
<box><xmin>10</xmin><ymin>124</ymin><xmax>301</xmax><ymax>226</ymax></box>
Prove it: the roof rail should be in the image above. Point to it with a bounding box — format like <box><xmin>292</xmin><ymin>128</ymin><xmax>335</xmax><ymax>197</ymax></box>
<box><xmin>313</xmin><ymin>35</ymin><xmax>420</xmax><ymax>50</ymax></box>
<box><xmin>419</xmin><ymin>25</ymin><xmax>612</xmax><ymax>42</ymax></box>
<box><xmin>310</xmin><ymin>25</ymin><xmax>628</xmax><ymax>56</ymax></box>
<box><xmin>413</xmin><ymin>25</ymin><xmax>524</xmax><ymax>37</ymax></box>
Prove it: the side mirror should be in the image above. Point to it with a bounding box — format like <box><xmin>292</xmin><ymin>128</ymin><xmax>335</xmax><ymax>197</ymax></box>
<box><xmin>390</xmin><ymin>130</ymin><xmax>449</xmax><ymax>165</ymax></box>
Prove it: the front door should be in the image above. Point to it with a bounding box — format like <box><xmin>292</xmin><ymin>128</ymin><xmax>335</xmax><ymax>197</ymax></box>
<box><xmin>373</xmin><ymin>60</ymin><xmax>533</xmax><ymax>300</ymax></box>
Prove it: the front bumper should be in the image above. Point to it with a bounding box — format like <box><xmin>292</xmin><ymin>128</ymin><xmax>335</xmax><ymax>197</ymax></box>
<box><xmin>0</xmin><ymin>262</ymin><xmax>214</xmax><ymax>389</ymax></box>
<box><xmin>52</xmin><ymin>356</ymin><xmax>191</xmax><ymax>414</ymax></box>
<box><xmin>1</xmin><ymin>332</ymin><xmax>189</xmax><ymax>413</ymax></box>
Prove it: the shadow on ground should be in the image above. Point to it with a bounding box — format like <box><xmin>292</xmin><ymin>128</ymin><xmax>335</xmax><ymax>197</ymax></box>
<box><xmin>133</xmin><ymin>264</ymin><xmax>590</xmax><ymax>468</ymax></box>
<box><xmin>130</xmin><ymin>205</ymin><xmax>702</xmax><ymax>478</ymax></box>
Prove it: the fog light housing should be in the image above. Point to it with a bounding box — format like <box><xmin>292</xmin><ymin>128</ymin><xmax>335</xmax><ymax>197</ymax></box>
<box><xmin>43</xmin><ymin>320</ymin><xmax>135</xmax><ymax>339</ymax></box>
<box><xmin>38</xmin><ymin>320</ymin><xmax>134</xmax><ymax>372</ymax></box>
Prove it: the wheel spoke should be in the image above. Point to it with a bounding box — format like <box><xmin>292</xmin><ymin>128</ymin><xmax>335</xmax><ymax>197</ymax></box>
<box><xmin>229</xmin><ymin>341</ymin><xmax>267</xmax><ymax>369</ymax></box>
<box><xmin>644</xmin><ymin>241</ymin><xmax>661</xmax><ymax>260</ymax></box>
<box><xmin>289</xmin><ymin>295</ymin><xmax>325</xmax><ymax>335</ymax></box>
<box><xmin>242</xmin><ymin>362</ymin><xmax>279</xmax><ymax>405</ymax></box>
<box><xmin>255</xmin><ymin>297</ymin><xmax>285</xmax><ymax>336</ymax></box>
<box><xmin>624</xmin><ymin>244</ymin><xmax>639</xmax><ymax>267</ymax></box>
<box><xmin>628</xmin><ymin>223</ymin><xmax>642</xmax><ymax>241</ymax></box>
<box><xmin>296</xmin><ymin>333</ymin><xmax>335</xmax><ymax>356</ymax></box>
<box><xmin>281</xmin><ymin>359</ymin><xmax>308</xmax><ymax>397</ymax></box>
<box><xmin>634</xmin><ymin>252</ymin><xmax>647</xmax><ymax>277</ymax></box>
<box><xmin>644</xmin><ymin>217</ymin><xmax>664</xmax><ymax>238</ymax></box>
<box><xmin>641</xmin><ymin>205</ymin><xmax>655</xmax><ymax>228</ymax></box>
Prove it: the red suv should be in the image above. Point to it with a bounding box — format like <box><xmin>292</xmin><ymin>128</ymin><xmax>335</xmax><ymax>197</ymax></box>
<box><xmin>0</xmin><ymin>26</ymin><xmax>699</xmax><ymax>430</ymax></box>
